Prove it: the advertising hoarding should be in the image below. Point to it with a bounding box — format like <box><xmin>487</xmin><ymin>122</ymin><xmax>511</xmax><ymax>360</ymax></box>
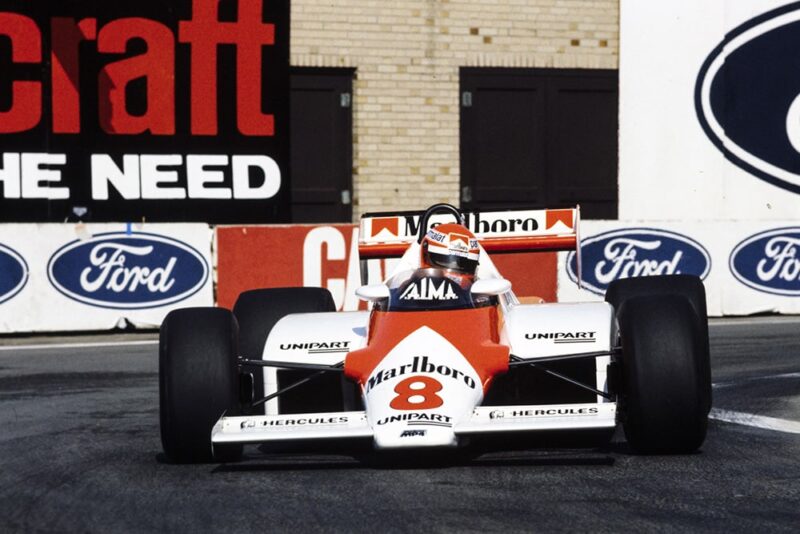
<box><xmin>558</xmin><ymin>220</ymin><xmax>800</xmax><ymax>316</ymax></box>
<box><xmin>216</xmin><ymin>224</ymin><xmax>558</xmax><ymax>311</ymax></box>
<box><xmin>0</xmin><ymin>0</ymin><xmax>290</xmax><ymax>223</ymax></box>
<box><xmin>620</xmin><ymin>0</ymin><xmax>800</xmax><ymax>221</ymax></box>
<box><xmin>0</xmin><ymin>223</ymin><xmax>213</xmax><ymax>332</ymax></box>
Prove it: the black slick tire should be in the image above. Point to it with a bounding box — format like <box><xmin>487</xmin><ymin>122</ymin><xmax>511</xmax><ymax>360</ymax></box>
<box><xmin>605</xmin><ymin>274</ymin><xmax>711</xmax><ymax>414</ymax></box>
<box><xmin>617</xmin><ymin>295</ymin><xmax>708</xmax><ymax>454</ymax></box>
<box><xmin>233</xmin><ymin>287</ymin><xmax>336</xmax><ymax>414</ymax></box>
<box><xmin>159</xmin><ymin>307</ymin><xmax>243</xmax><ymax>463</ymax></box>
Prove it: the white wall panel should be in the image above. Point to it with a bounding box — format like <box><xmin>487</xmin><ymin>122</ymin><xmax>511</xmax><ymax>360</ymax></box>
<box><xmin>0</xmin><ymin>223</ymin><xmax>213</xmax><ymax>333</ymax></box>
<box><xmin>620</xmin><ymin>0</ymin><xmax>800</xmax><ymax>221</ymax></box>
<box><xmin>558</xmin><ymin>220</ymin><xmax>800</xmax><ymax>316</ymax></box>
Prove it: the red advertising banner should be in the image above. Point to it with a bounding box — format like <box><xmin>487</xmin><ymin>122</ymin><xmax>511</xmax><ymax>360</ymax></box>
<box><xmin>0</xmin><ymin>0</ymin><xmax>290</xmax><ymax>224</ymax></box>
<box><xmin>216</xmin><ymin>225</ymin><xmax>557</xmax><ymax>310</ymax></box>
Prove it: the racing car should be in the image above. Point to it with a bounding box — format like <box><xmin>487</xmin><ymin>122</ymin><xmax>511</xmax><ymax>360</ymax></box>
<box><xmin>159</xmin><ymin>203</ymin><xmax>711</xmax><ymax>463</ymax></box>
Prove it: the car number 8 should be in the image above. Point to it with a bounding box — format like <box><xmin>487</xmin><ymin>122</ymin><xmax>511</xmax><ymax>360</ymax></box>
<box><xmin>390</xmin><ymin>376</ymin><xmax>444</xmax><ymax>410</ymax></box>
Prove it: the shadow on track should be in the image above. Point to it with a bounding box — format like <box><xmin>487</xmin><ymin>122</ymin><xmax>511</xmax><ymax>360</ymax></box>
<box><xmin>200</xmin><ymin>448</ymin><xmax>616</xmax><ymax>472</ymax></box>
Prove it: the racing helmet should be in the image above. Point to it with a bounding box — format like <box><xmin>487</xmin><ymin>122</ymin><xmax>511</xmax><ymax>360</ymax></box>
<box><xmin>420</xmin><ymin>223</ymin><xmax>480</xmax><ymax>275</ymax></box>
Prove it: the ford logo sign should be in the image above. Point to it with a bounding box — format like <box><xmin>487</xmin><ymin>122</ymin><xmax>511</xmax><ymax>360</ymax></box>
<box><xmin>567</xmin><ymin>228</ymin><xmax>711</xmax><ymax>296</ymax></box>
<box><xmin>0</xmin><ymin>243</ymin><xmax>29</xmax><ymax>305</ymax></box>
<box><xmin>47</xmin><ymin>232</ymin><xmax>209</xmax><ymax>309</ymax></box>
<box><xmin>730</xmin><ymin>228</ymin><xmax>800</xmax><ymax>296</ymax></box>
<box><xmin>695</xmin><ymin>3</ymin><xmax>800</xmax><ymax>195</ymax></box>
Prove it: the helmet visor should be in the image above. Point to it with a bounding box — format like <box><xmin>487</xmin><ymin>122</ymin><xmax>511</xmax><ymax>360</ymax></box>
<box><xmin>425</xmin><ymin>244</ymin><xmax>478</xmax><ymax>273</ymax></box>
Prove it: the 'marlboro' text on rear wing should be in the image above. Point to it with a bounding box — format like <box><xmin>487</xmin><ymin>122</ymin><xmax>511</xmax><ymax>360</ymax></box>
<box><xmin>358</xmin><ymin>207</ymin><xmax>581</xmax><ymax>259</ymax></box>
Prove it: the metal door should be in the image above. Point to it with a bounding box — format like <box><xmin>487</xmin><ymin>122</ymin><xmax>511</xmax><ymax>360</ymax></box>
<box><xmin>290</xmin><ymin>68</ymin><xmax>354</xmax><ymax>222</ymax></box>
<box><xmin>460</xmin><ymin>68</ymin><xmax>618</xmax><ymax>219</ymax></box>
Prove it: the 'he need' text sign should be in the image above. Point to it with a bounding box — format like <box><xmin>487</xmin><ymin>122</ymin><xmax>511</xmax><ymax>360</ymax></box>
<box><xmin>0</xmin><ymin>0</ymin><xmax>290</xmax><ymax>223</ymax></box>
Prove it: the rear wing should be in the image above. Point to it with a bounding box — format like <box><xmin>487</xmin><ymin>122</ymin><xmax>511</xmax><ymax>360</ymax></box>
<box><xmin>359</xmin><ymin>206</ymin><xmax>581</xmax><ymax>259</ymax></box>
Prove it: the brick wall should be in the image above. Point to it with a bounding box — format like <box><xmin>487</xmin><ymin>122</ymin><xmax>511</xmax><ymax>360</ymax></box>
<box><xmin>292</xmin><ymin>0</ymin><xmax>619</xmax><ymax>220</ymax></box>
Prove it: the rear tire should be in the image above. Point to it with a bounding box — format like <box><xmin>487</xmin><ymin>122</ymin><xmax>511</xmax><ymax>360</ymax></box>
<box><xmin>617</xmin><ymin>295</ymin><xmax>708</xmax><ymax>454</ymax></box>
<box><xmin>159</xmin><ymin>307</ymin><xmax>243</xmax><ymax>463</ymax></box>
<box><xmin>606</xmin><ymin>274</ymin><xmax>711</xmax><ymax>414</ymax></box>
<box><xmin>233</xmin><ymin>287</ymin><xmax>336</xmax><ymax>414</ymax></box>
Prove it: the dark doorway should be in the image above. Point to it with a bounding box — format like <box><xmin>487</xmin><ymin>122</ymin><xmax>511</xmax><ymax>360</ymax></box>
<box><xmin>290</xmin><ymin>68</ymin><xmax>354</xmax><ymax>222</ymax></box>
<box><xmin>460</xmin><ymin>68</ymin><xmax>618</xmax><ymax>219</ymax></box>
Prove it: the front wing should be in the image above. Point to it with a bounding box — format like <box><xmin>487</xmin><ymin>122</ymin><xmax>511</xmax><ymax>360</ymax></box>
<box><xmin>211</xmin><ymin>402</ymin><xmax>617</xmax><ymax>446</ymax></box>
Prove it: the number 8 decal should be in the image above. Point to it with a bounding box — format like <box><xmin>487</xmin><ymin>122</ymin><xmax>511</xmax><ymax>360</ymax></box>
<box><xmin>390</xmin><ymin>376</ymin><xmax>444</xmax><ymax>410</ymax></box>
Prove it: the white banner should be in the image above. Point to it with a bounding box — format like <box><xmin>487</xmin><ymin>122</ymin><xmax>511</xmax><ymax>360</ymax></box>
<box><xmin>0</xmin><ymin>223</ymin><xmax>213</xmax><ymax>333</ymax></box>
<box><xmin>620</xmin><ymin>0</ymin><xmax>800</xmax><ymax>221</ymax></box>
<box><xmin>558</xmin><ymin>221</ymin><xmax>800</xmax><ymax>316</ymax></box>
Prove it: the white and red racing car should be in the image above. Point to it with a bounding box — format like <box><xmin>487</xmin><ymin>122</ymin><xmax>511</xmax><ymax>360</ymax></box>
<box><xmin>159</xmin><ymin>204</ymin><xmax>711</xmax><ymax>463</ymax></box>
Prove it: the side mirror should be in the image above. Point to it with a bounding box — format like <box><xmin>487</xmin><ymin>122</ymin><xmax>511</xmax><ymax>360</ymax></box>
<box><xmin>471</xmin><ymin>278</ymin><xmax>512</xmax><ymax>296</ymax></box>
<box><xmin>356</xmin><ymin>284</ymin><xmax>390</xmax><ymax>302</ymax></box>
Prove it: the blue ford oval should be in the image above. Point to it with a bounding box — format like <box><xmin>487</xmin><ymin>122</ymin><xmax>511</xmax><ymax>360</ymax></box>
<box><xmin>695</xmin><ymin>3</ymin><xmax>800</xmax><ymax>194</ymax></box>
<box><xmin>730</xmin><ymin>227</ymin><xmax>800</xmax><ymax>296</ymax></box>
<box><xmin>567</xmin><ymin>228</ymin><xmax>711</xmax><ymax>296</ymax></box>
<box><xmin>0</xmin><ymin>243</ymin><xmax>29</xmax><ymax>305</ymax></box>
<box><xmin>47</xmin><ymin>232</ymin><xmax>209</xmax><ymax>309</ymax></box>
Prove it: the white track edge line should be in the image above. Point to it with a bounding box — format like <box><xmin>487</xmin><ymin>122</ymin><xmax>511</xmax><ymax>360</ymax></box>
<box><xmin>0</xmin><ymin>340</ymin><xmax>158</xmax><ymax>352</ymax></box>
<box><xmin>712</xmin><ymin>372</ymin><xmax>800</xmax><ymax>389</ymax></box>
<box><xmin>710</xmin><ymin>316</ymin><xmax>800</xmax><ymax>326</ymax></box>
<box><xmin>709</xmin><ymin>408</ymin><xmax>800</xmax><ymax>435</ymax></box>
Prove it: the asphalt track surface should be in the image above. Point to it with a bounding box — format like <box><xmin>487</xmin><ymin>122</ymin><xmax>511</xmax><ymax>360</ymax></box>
<box><xmin>1</xmin><ymin>317</ymin><xmax>799</xmax><ymax>533</ymax></box>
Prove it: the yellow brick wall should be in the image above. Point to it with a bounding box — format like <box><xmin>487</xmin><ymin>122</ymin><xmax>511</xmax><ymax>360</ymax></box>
<box><xmin>291</xmin><ymin>0</ymin><xmax>619</xmax><ymax>220</ymax></box>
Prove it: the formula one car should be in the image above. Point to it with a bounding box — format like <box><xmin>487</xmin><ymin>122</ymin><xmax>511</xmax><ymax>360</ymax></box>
<box><xmin>159</xmin><ymin>204</ymin><xmax>711</xmax><ymax>463</ymax></box>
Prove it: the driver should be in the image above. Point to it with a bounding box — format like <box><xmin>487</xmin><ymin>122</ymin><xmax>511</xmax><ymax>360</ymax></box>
<box><xmin>420</xmin><ymin>223</ymin><xmax>480</xmax><ymax>286</ymax></box>
<box><xmin>383</xmin><ymin>223</ymin><xmax>483</xmax><ymax>311</ymax></box>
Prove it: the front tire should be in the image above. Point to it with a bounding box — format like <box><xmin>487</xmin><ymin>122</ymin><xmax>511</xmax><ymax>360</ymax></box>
<box><xmin>606</xmin><ymin>275</ymin><xmax>711</xmax><ymax>414</ymax></box>
<box><xmin>233</xmin><ymin>287</ymin><xmax>336</xmax><ymax>414</ymax></box>
<box><xmin>159</xmin><ymin>307</ymin><xmax>243</xmax><ymax>463</ymax></box>
<box><xmin>617</xmin><ymin>295</ymin><xmax>709</xmax><ymax>454</ymax></box>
